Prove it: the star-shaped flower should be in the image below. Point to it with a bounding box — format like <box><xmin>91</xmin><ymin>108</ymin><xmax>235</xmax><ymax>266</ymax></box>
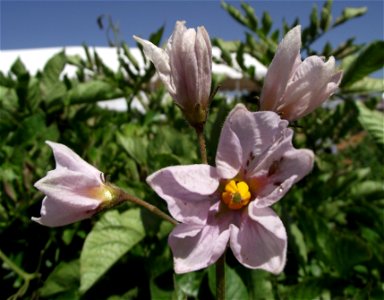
<box><xmin>147</xmin><ymin>104</ymin><xmax>314</xmax><ymax>273</ymax></box>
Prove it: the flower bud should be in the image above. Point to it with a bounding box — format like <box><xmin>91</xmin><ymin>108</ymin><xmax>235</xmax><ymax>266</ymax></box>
<box><xmin>134</xmin><ymin>20</ymin><xmax>212</xmax><ymax>127</ymax></box>
<box><xmin>260</xmin><ymin>25</ymin><xmax>343</xmax><ymax>121</ymax></box>
<box><xmin>32</xmin><ymin>141</ymin><xmax>122</xmax><ymax>227</ymax></box>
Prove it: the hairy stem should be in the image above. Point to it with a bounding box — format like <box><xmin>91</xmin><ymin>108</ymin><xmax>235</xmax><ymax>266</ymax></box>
<box><xmin>120</xmin><ymin>190</ymin><xmax>178</xmax><ymax>225</ymax></box>
<box><xmin>195</xmin><ymin>126</ymin><xmax>208</xmax><ymax>164</ymax></box>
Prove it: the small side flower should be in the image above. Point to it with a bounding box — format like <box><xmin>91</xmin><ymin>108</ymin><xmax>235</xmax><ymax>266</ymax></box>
<box><xmin>260</xmin><ymin>25</ymin><xmax>343</xmax><ymax>121</ymax></box>
<box><xmin>134</xmin><ymin>20</ymin><xmax>212</xmax><ymax>127</ymax></box>
<box><xmin>32</xmin><ymin>141</ymin><xmax>121</xmax><ymax>227</ymax></box>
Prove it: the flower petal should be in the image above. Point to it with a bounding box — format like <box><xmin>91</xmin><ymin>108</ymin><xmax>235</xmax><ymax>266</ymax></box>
<box><xmin>216</xmin><ymin>105</ymin><xmax>289</xmax><ymax>179</ymax></box>
<box><xmin>34</xmin><ymin>168</ymin><xmax>102</xmax><ymax>204</ymax></box>
<box><xmin>169</xmin><ymin>213</ymin><xmax>231</xmax><ymax>273</ymax></box>
<box><xmin>133</xmin><ymin>35</ymin><xmax>175</xmax><ymax>95</ymax></box>
<box><xmin>253</xmin><ymin>148</ymin><xmax>314</xmax><ymax>208</ymax></box>
<box><xmin>46</xmin><ymin>141</ymin><xmax>102</xmax><ymax>181</ymax></box>
<box><xmin>169</xmin><ymin>23</ymin><xmax>199</xmax><ymax>109</ymax></box>
<box><xmin>260</xmin><ymin>25</ymin><xmax>302</xmax><ymax>111</ymax></box>
<box><xmin>195</xmin><ymin>26</ymin><xmax>212</xmax><ymax>107</ymax></box>
<box><xmin>230</xmin><ymin>207</ymin><xmax>287</xmax><ymax>274</ymax></box>
<box><xmin>146</xmin><ymin>165</ymin><xmax>219</xmax><ymax>224</ymax></box>
<box><xmin>32</xmin><ymin>195</ymin><xmax>99</xmax><ymax>227</ymax></box>
<box><xmin>279</xmin><ymin>56</ymin><xmax>341</xmax><ymax>120</ymax></box>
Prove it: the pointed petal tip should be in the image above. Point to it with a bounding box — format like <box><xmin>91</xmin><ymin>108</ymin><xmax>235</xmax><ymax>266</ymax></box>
<box><xmin>133</xmin><ymin>35</ymin><xmax>143</xmax><ymax>43</ymax></box>
<box><xmin>45</xmin><ymin>140</ymin><xmax>56</xmax><ymax>148</ymax></box>
<box><xmin>31</xmin><ymin>216</ymin><xmax>41</xmax><ymax>224</ymax></box>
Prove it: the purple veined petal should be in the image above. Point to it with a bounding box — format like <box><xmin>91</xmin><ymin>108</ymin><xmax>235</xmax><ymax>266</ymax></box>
<box><xmin>46</xmin><ymin>141</ymin><xmax>102</xmax><ymax>180</ymax></box>
<box><xmin>217</xmin><ymin>105</ymin><xmax>289</xmax><ymax>179</ymax></box>
<box><xmin>244</xmin><ymin>115</ymin><xmax>291</xmax><ymax>178</ymax></box>
<box><xmin>253</xmin><ymin>148</ymin><xmax>314</xmax><ymax>208</ymax></box>
<box><xmin>279</xmin><ymin>56</ymin><xmax>341</xmax><ymax>121</ymax></box>
<box><xmin>146</xmin><ymin>165</ymin><xmax>219</xmax><ymax>224</ymax></box>
<box><xmin>32</xmin><ymin>195</ymin><xmax>99</xmax><ymax>227</ymax></box>
<box><xmin>260</xmin><ymin>25</ymin><xmax>302</xmax><ymax>111</ymax></box>
<box><xmin>230</xmin><ymin>207</ymin><xmax>287</xmax><ymax>274</ymax></box>
<box><xmin>133</xmin><ymin>35</ymin><xmax>175</xmax><ymax>96</ymax></box>
<box><xmin>169</xmin><ymin>212</ymin><xmax>232</xmax><ymax>274</ymax></box>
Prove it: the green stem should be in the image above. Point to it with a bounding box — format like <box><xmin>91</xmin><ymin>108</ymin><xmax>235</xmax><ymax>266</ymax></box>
<box><xmin>195</xmin><ymin>126</ymin><xmax>208</xmax><ymax>164</ymax></box>
<box><xmin>216</xmin><ymin>252</ymin><xmax>226</xmax><ymax>300</ymax></box>
<box><xmin>120</xmin><ymin>190</ymin><xmax>178</xmax><ymax>225</ymax></box>
<box><xmin>0</xmin><ymin>248</ymin><xmax>35</xmax><ymax>280</ymax></box>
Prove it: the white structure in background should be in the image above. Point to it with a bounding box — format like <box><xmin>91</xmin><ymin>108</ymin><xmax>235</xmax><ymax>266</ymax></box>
<box><xmin>0</xmin><ymin>47</ymin><xmax>267</xmax><ymax>111</ymax></box>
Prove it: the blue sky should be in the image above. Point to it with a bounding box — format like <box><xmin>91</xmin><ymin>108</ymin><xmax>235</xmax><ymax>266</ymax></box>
<box><xmin>1</xmin><ymin>0</ymin><xmax>383</xmax><ymax>51</ymax></box>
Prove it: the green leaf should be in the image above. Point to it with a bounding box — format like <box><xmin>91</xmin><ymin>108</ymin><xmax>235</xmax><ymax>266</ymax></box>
<box><xmin>10</xmin><ymin>113</ymin><xmax>46</xmax><ymax>145</ymax></box>
<box><xmin>356</xmin><ymin>101</ymin><xmax>384</xmax><ymax>147</ymax></box>
<box><xmin>334</xmin><ymin>6</ymin><xmax>367</xmax><ymax>27</ymax></box>
<box><xmin>212</xmin><ymin>38</ymin><xmax>233</xmax><ymax>66</ymax></box>
<box><xmin>80</xmin><ymin>209</ymin><xmax>145</xmax><ymax>293</ymax></box>
<box><xmin>10</xmin><ymin>58</ymin><xmax>28</xmax><ymax>77</ymax></box>
<box><xmin>341</xmin><ymin>41</ymin><xmax>384</xmax><ymax>87</ymax></box>
<box><xmin>332</xmin><ymin>37</ymin><xmax>360</xmax><ymax>59</ymax></box>
<box><xmin>175</xmin><ymin>272</ymin><xmax>205</xmax><ymax>298</ymax></box>
<box><xmin>208</xmin><ymin>264</ymin><xmax>249</xmax><ymax>300</ymax></box>
<box><xmin>40</xmin><ymin>260</ymin><xmax>80</xmax><ymax>298</ymax></box>
<box><xmin>42</xmin><ymin>51</ymin><xmax>66</xmax><ymax>88</ymax></box>
<box><xmin>149</xmin><ymin>25</ymin><xmax>164</xmax><ymax>46</ymax></box>
<box><xmin>350</xmin><ymin>180</ymin><xmax>384</xmax><ymax>199</ymax></box>
<box><xmin>82</xmin><ymin>43</ymin><xmax>94</xmax><ymax>69</ymax></box>
<box><xmin>241</xmin><ymin>2</ymin><xmax>258</xmax><ymax>31</ymax></box>
<box><xmin>66</xmin><ymin>80</ymin><xmax>122</xmax><ymax>104</ymax></box>
<box><xmin>343</xmin><ymin>77</ymin><xmax>384</xmax><ymax>93</ymax></box>
<box><xmin>122</xmin><ymin>42</ymin><xmax>140</xmax><ymax>71</ymax></box>
<box><xmin>149</xmin><ymin>276</ymin><xmax>174</xmax><ymax>300</ymax></box>
<box><xmin>287</xmin><ymin>278</ymin><xmax>328</xmax><ymax>300</ymax></box>
<box><xmin>221</xmin><ymin>2</ymin><xmax>248</xmax><ymax>27</ymax></box>
<box><xmin>39</xmin><ymin>51</ymin><xmax>68</xmax><ymax>103</ymax></box>
<box><xmin>236</xmin><ymin>43</ymin><xmax>246</xmax><ymax>70</ymax></box>
<box><xmin>116</xmin><ymin>130</ymin><xmax>148</xmax><ymax>165</ymax></box>
<box><xmin>320</xmin><ymin>0</ymin><xmax>333</xmax><ymax>31</ymax></box>
<box><xmin>289</xmin><ymin>223</ymin><xmax>308</xmax><ymax>264</ymax></box>
<box><xmin>246</xmin><ymin>270</ymin><xmax>274</xmax><ymax>300</ymax></box>
<box><xmin>309</xmin><ymin>4</ymin><xmax>319</xmax><ymax>36</ymax></box>
<box><xmin>94</xmin><ymin>51</ymin><xmax>114</xmax><ymax>77</ymax></box>
<box><xmin>261</xmin><ymin>11</ymin><xmax>273</xmax><ymax>35</ymax></box>
<box><xmin>326</xmin><ymin>233</ymin><xmax>371</xmax><ymax>276</ymax></box>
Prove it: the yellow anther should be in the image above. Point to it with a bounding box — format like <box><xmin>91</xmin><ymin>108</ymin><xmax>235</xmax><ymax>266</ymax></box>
<box><xmin>221</xmin><ymin>180</ymin><xmax>251</xmax><ymax>210</ymax></box>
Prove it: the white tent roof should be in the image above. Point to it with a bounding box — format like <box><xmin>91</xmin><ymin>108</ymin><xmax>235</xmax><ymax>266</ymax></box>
<box><xmin>0</xmin><ymin>46</ymin><xmax>266</xmax><ymax>79</ymax></box>
<box><xmin>0</xmin><ymin>46</ymin><xmax>267</xmax><ymax>111</ymax></box>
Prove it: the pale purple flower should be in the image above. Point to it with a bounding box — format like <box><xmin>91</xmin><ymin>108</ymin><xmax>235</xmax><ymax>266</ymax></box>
<box><xmin>134</xmin><ymin>20</ymin><xmax>212</xmax><ymax>126</ymax></box>
<box><xmin>147</xmin><ymin>104</ymin><xmax>314</xmax><ymax>274</ymax></box>
<box><xmin>32</xmin><ymin>141</ymin><xmax>119</xmax><ymax>227</ymax></box>
<box><xmin>260</xmin><ymin>25</ymin><xmax>343</xmax><ymax>121</ymax></box>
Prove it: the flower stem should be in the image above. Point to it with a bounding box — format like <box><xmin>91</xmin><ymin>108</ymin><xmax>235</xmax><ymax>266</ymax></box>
<box><xmin>0</xmin><ymin>248</ymin><xmax>35</xmax><ymax>281</ymax></box>
<box><xmin>120</xmin><ymin>190</ymin><xmax>178</xmax><ymax>225</ymax></box>
<box><xmin>216</xmin><ymin>252</ymin><xmax>226</xmax><ymax>300</ymax></box>
<box><xmin>195</xmin><ymin>126</ymin><xmax>208</xmax><ymax>164</ymax></box>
